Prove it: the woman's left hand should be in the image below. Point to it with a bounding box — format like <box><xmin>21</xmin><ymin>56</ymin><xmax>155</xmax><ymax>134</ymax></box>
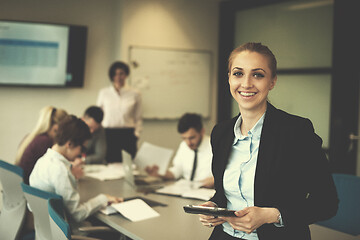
<box><xmin>220</xmin><ymin>207</ymin><xmax>280</xmax><ymax>234</ymax></box>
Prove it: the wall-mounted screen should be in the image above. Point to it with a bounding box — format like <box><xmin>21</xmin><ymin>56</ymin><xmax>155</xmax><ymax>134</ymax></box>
<box><xmin>0</xmin><ymin>20</ymin><xmax>87</xmax><ymax>87</ymax></box>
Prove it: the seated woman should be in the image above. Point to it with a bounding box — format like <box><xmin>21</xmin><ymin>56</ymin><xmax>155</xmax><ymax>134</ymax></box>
<box><xmin>16</xmin><ymin>106</ymin><xmax>68</xmax><ymax>184</ymax></box>
<box><xmin>29</xmin><ymin>115</ymin><xmax>122</xmax><ymax>229</ymax></box>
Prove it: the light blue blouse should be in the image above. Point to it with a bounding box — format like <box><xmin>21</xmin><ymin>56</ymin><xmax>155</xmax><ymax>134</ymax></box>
<box><xmin>222</xmin><ymin>113</ymin><xmax>265</xmax><ymax>239</ymax></box>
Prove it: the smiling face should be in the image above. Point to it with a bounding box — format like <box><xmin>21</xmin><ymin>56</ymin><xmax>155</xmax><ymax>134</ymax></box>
<box><xmin>112</xmin><ymin>68</ymin><xmax>128</xmax><ymax>90</ymax></box>
<box><xmin>228</xmin><ymin>50</ymin><xmax>277</xmax><ymax>115</ymax></box>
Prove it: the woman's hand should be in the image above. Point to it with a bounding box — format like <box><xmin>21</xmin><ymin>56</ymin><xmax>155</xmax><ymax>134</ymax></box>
<box><xmin>220</xmin><ymin>207</ymin><xmax>280</xmax><ymax>234</ymax></box>
<box><xmin>198</xmin><ymin>201</ymin><xmax>226</xmax><ymax>228</ymax></box>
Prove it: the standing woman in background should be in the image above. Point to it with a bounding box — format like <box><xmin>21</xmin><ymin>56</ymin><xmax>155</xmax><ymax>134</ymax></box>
<box><xmin>97</xmin><ymin>61</ymin><xmax>142</xmax><ymax>162</ymax></box>
<box><xmin>198</xmin><ymin>42</ymin><xmax>338</xmax><ymax>240</ymax></box>
<box><xmin>16</xmin><ymin>106</ymin><xmax>68</xmax><ymax>184</ymax></box>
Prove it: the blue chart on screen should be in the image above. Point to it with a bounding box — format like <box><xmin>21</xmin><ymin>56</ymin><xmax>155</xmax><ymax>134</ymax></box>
<box><xmin>0</xmin><ymin>39</ymin><xmax>59</xmax><ymax>67</ymax></box>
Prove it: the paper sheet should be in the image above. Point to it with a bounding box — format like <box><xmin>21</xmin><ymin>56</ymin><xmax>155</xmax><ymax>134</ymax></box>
<box><xmin>100</xmin><ymin>205</ymin><xmax>118</xmax><ymax>215</ymax></box>
<box><xmin>134</xmin><ymin>142</ymin><xmax>173</xmax><ymax>175</ymax></box>
<box><xmin>181</xmin><ymin>188</ymin><xmax>216</xmax><ymax>201</ymax></box>
<box><xmin>156</xmin><ymin>179</ymin><xmax>215</xmax><ymax>201</ymax></box>
<box><xmin>111</xmin><ymin>199</ymin><xmax>160</xmax><ymax>222</ymax></box>
<box><xmin>84</xmin><ymin>163</ymin><xmax>124</xmax><ymax>181</ymax></box>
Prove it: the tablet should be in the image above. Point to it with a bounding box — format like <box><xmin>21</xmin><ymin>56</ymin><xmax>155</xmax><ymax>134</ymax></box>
<box><xmin>183</xmin><ymin>205</ymin><xmax>236</xmax><ymax>217</ymax></box>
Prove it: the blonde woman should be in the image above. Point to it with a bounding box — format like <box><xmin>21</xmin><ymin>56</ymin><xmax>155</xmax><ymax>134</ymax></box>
<box><xmin>198</xmin><ymin>43</ymin><xmax>338</xmax><ymax>240</ymax></box>
<box><xmin>16</xmin><ymin>106</ymin><xmax>68</xmax><ymax>183</ymax></box>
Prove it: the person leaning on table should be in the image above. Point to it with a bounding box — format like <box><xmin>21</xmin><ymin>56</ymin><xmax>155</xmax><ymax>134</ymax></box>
<box><xmin>81</xmin><ymin>106</ymin><xmax>107</xmax><ymax>164</ymax></box>
<box><xmin>146</xmin><ymin>113</ymin><xmax>214</xmax><ymax>188</ymax></box>
<box><xmin>30</xmin><ymin>116</ymin><xmax>122</xmax><ymax>230</ymax></box>
<box><xmin>16</xmin><ymin>106</ymin><xmax>68</xmax><ymax>184</ymax></box>
<box><xmin>198</xmin><ymin>42</ymin><xmax>338</xmax><ymax>240</ymax></box>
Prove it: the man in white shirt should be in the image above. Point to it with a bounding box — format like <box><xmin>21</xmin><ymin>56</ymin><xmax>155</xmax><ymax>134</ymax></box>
<box><xmin>146</xmin><ymin>113</ymin><xmax>214</xmax><ymax>188</ymax></box>
<box><xmin>97</xmin><ymin>61</ymin><xmax>142</xmax><ymax>162</ymax></box>
<box><xmin>30</xmin><ymin>116</ymin><xmax>122</xmax><ymax>229</ymax></box>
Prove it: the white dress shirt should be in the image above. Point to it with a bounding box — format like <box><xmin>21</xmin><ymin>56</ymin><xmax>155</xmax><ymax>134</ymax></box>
<box><xmin>29</xmin><ymin>148</ymin><xmax>108</xmax><ymax>223</ymax></box>
<box><xmin>97</xmin><ymin>85</ymin><xmax>142</xmax><ymax>137</ymax></box>
<box><xmin>169</xmin><ymin>135</ymin><xmax>212</xmax><ymax>181</ymax></box>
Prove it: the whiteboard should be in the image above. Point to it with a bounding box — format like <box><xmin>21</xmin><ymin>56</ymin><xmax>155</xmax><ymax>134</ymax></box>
<box><xmin>129</xmin><ymin>46</ymin><xmax>211</xmax><ymax>119</ymax></box>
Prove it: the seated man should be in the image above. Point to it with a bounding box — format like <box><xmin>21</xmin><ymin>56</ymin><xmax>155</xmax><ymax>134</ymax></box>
<box><xmin>81</xmin><ymin>106</ymin><xmax>107</xmax><ymax>164</ymax></box>
<box><xmin>146</xmin><ymin>113</ymin><xmax>214</xmax><ymax>188</ymax></box>
<box><xmin>30</xmin><ymin>116</ymin><xmax>122</xmax><ymax>228</ymax></box>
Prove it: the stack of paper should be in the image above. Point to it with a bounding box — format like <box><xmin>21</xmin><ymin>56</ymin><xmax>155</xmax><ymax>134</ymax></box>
<box><xmin>134</xmin><ymin>142</ymin><xmax>173</xmax><ymax>175</ymax></box>
<box><xmin>84</xmin><ymin>163</ymin><xmax>125</xmax><ymax>181</ymax></box>
<box><xmin>100</xmin><ymin>199</ymin><xmax>160</xmax><ymax>222</ymax></box>
<box><xmin>156</xmin><ymin>179</ymin><xmax>215</xmax><ymax>201</ymax></box>
<box><xmin>181</xmin><ymin>188</ymin><xmax>216</xmax><ymax>200</ymax></box>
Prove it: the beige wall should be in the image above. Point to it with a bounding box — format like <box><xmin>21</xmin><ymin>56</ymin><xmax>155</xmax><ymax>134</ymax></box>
<box><xmin>0</xmin><ymin>0</ymin><xmax>219</xmax><ymax>163</ymax></box>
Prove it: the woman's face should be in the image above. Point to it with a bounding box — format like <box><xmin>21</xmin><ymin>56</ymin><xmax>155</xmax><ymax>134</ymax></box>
<box><xmin>112</xmin><ymin>68</ymin><xmax>128</xmax><ymax>90</ymax></box>
<box><xmin>48</xmin><ymin>124</ymin><xmax>58</xmax><ymax>139</ymax></box>
<box><xmin>228</xmin><ymin>51</ymin><xmax>277</xmax><ymax>114</ymax></box>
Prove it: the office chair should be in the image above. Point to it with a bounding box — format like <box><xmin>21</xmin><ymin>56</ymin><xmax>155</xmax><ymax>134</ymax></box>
<box><xmin>48</xmin><ymin>198</ymin><xmax>101</xmax><ymax>240</ymax></box>
<box><xmin>316</xmin><ymin>173</ymin><xmax>360</xmax><ymax>236</ymax></box>
<box><xmin>22</xmin><ymin>183</ymin><xmax>115</xmax><ymax>240</ymax></box>
<box><xmin>21</xmin><ymin>183</ymin><xmax>62</xmax><ymax>240</ymax></box>
<box><xmin>48</xmin><ymin>198</ymin><xmax>71</xmax><ymax>240</ymax></box>
<box><xmin>0</xmin><ymin>160</ymin><xmax>27</xmax><ymax>240</ymax></box>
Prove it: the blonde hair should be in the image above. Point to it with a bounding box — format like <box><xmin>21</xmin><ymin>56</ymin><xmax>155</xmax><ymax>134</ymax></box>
<box><xmin>15</xmin><ymin>106</ymin><xmax>68</xmax><ymax>165</ymax></box>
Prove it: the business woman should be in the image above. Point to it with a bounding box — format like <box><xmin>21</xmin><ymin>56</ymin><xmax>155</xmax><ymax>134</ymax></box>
<box><xmin>198</xmin><ymin>42</ymin><xmax>338</xmax><ymax>240</ymax></box>
<box><xmin>97</xmin><ymin>61</ymin><xmax>142</xmax><ymax>162</ymax></box>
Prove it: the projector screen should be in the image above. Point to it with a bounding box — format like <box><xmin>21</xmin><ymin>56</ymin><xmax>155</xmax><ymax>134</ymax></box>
<box><xmin>0</xmin><ymin>20</ymin><xmax>87</xmax><ymax>87</ymax></box>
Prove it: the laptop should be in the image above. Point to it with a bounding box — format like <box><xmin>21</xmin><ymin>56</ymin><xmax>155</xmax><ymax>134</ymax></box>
<box><xmin>122</xmin><ymin>150</ymin><xmax>164</xmax><ymax>192</ymax></box>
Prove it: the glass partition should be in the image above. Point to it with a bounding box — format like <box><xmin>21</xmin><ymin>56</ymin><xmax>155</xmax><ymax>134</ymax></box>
<box><xmin>231</xmin><ymin>0</ymin><xmax>333</xmax><ymax>148</ymax></box>
<box><xmin>234</xmin><ymin>0</ymin><xmax>333</xmax><ymax>68</ymax></box>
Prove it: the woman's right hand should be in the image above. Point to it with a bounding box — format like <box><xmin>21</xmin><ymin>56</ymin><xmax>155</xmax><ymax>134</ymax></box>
<box><xmin>198</xmin><ymin>201</ymin><xmax>226</xmax><ymax>228</ymax></box>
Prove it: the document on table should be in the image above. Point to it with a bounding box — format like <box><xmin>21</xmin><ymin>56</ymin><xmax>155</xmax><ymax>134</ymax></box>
<box><xmin>100</xmin><ymin>205</ymin><xmax>118</xmax><ymax>215</ymax></box>
<box><xmin>103</xmin><ymin>199</ymin><xmax>160</xmax><ymax>222</ymax></box>
<box><xmin>84</xmin><ymin>163</ymin><xmax>125</xmax><ymax>181</ymax></box>
<box><xmin>155</xmin><ymin>179</ymin><xmax>215</xmax><ymax>201</ymax></box>
<box><xmin>134</xmin><ymin>142</ymin><xmax>174</xmax><ymax>175</ymax></box>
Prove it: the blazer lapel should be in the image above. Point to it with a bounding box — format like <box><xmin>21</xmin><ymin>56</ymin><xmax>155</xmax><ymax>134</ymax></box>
<box><xmin>215</xmin><ymin>116</ymin><xmax>237</xmax><ymax>187</ymax></box>
<box><xmin>254</xmin><ymin>103</ymin><xmax>280</xmax><ymax>206</ymax></box>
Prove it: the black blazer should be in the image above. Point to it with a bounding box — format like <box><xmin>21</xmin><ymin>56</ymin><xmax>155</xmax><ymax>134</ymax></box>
<box><xmin>209</xmin><ymin>103</ymin><xmax>338</xmax><ymax>240</ymax></box>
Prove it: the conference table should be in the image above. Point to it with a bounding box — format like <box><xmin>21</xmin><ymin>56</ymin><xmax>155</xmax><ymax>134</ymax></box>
<box><xmin>78</xmin><ymin>176</ymin><xmax>212</xmax><ymax>240</ymax></box>
<box><xmin>79</xmin><ymin>176</ymin><xmax>360</xmax><ymax>240</ymax></box>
